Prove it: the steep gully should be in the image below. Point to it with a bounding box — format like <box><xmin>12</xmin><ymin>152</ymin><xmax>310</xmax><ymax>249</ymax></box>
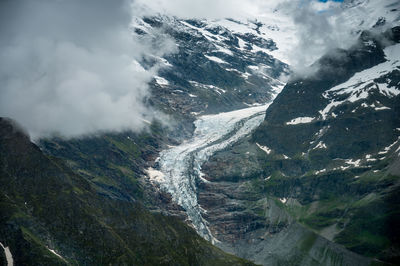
<box><xmin>146</xmin><ymin>96</ymin><xmax>279</xmax><ymax>242</ymax></box>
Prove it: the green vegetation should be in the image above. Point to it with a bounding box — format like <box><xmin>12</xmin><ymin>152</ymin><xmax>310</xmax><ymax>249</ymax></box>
<box><xmin>299</xmin><ymin>232</ymin><xmax>318</xmax><ymax>253</ymax></box>
<box><xmin>38</xmin><ymin>123</ymin><xmax>167</xmax><ymax>202</ymax></box>
<box><xmin>0</xmin><ymin>118</ymin><xmax>254</xmax><ymax>265</ymax></box>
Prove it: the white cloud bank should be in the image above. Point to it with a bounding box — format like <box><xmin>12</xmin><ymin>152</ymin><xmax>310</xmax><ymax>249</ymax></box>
<box><xmin>132</xmin><ymin>0</ymin><xmax>277</xmax><ymax>19</ymax></box>
<box><xmin>0</xmin><ymin>0</ymin><xmax>174</xmax><ymax>140</ymax></box>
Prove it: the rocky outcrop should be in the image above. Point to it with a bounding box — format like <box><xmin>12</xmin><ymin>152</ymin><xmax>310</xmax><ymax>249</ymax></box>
<box><xmin>199</xmin><ymin>138</ymin><xmax>373</xmax><ymax>265</ymax></box>
<box><xmin>135</xmin><ymin>16</ymin><xmax>288</xmax><ymax>116</ymax></box>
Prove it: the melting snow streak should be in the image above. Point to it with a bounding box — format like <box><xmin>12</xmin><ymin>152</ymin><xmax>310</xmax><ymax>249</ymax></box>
<box><xmin>0</xmin><ymin>242</ymin><xmax>13</xmax><ymax>266</ymax></box>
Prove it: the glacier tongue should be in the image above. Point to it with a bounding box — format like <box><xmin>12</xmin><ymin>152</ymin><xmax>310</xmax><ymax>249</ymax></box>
<box><xmin>152</xmin><ymin>104</ymin><xmax>272</xmax><ymax>241</ymax></box>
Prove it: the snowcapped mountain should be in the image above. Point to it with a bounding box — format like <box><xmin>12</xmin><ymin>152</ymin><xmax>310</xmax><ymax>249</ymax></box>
<box><xmin>128</xmin><ymin>0</ymin><xmax>400</xmax><ymax>122</ymax></box>
<box><xmin>131</xmin><ymin>2</ymin><xmax>400</xmax><ymax>265</ymax></box>
<box><xmin>132</xmin><ymin>15</ymin><xmax>289</xmax><ymax>118</ymax></box>
<box><xmin>58</xmin><ymin>2</ymin><xmax>400</xmax><ymax>264</ymax></box>
<box><xmin>341</xmin><ymin>0</ymin><xmax>400</xmax><ymax>29</ymax></box>
<box><xmin>202</xmin><ymin>21</ymin><xmax>400</xmax><ymax>266</ymax></box>
<box><xmin>1</xmin><ymin>0</ymin><xmax>400</xmax><ymax>265</ymax></box>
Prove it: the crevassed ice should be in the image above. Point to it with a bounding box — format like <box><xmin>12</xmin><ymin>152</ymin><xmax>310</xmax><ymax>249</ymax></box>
<box><xmin>154</xmin><ymin>104</ymin><xmax>271</xmax><ymax>241</ymax></box>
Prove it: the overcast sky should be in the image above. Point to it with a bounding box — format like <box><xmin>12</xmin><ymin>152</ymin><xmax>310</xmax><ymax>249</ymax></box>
<box><xmin>0</xmin><ymin>0</ymin><xmax>359</xmax><ymax>139</ymax></box>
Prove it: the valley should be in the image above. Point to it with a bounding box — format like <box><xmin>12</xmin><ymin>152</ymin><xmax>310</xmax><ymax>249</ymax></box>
<box><xmin>1</xmin><ymin>0</ymin><xmax>400</xmax><ymax>265</ymax></box>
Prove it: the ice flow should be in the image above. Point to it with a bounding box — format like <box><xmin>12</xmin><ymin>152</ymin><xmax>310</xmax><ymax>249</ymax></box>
<box><xmin>151</xmin><ymin>104</ymin><xmax>272</xmax><ymax>242</ymax></box>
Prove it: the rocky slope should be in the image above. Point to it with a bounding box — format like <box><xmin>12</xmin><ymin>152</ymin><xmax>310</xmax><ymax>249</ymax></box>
<box><xmin>252</xmin><ymin>26</ymin><xmax>400</xmax><ymax>262</ymax></box>
<box><xmin>0</xmin><ymin>117</ymin><xmax>255</xmax><ymax>265</ymax></box>
<box><xmin>199</xmin><ymin>26</ymin><xmax>400</xmax><ymax>265</ymax></box>
<box><xmin>134</xmin><ymin>15</ymin><xmax>289</xmax><ymax>117</ymax></box>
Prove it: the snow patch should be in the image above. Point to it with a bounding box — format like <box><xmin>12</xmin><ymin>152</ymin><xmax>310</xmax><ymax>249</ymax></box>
<box><xmin>345</xmin><ymin>159</ymin><xmax>361</xmax><ymax>167</ymax></box>
<box><xmin>0</xmin><ymin>242</ymin><xmax>13</xmax><ymax>266</ymax></box>
<box><xmin>375</xmin><ymin>106</ymin><xmax>391</xmax><ymax>111</ymax></box>
<box><xmin>159</xmin><ymin>57</ymin><xmax>173</xmax><ymax>67</ymax></box>
<box><xmin>248</xmin><ymin>65</ymin><xmax>259</xmax><ymax>71</ymax></box>
<box><xmin>252</xmin><ymin>44</ymin><xmax>271</xmax><ymax>54</ymax></box>
<box><xmin>213</xmin><ymin>17</ymin><xmax>296</xmax><ymax>64</ymax></box>
<box><xmin>179</xmin><ymin>20</ymin><xmax>227</xmax><ymax>43</ymax></box>
<box><xmin>190</xmin><ymin>111</ymin><xmax>203</xmax><ymax>116</ymax></box>
<box><xmin>204</xmin><ymin>55</ymin><xmax>228</xmax><ymax>64</ymax></box>
<box><xmin>315</xmin><ymin>169</ymin><xmax>327</xmax><ymax>175</ymax></box>
<box><xmin>286</xmin><ymin>116</ymin><xmax>314</xmax><ymax>125</ymax></box>
<box><xmin>213</xmin><ymin>45</ymin><xmax>234</xmax><ymax>56</ymax></box>
<box><xmin>146</xmin><ymin>167</ymin><xmax>165</xmax><ymax>183</ymax></box>
<box><xmin>256</xmin><ymin>143</ymin><xmax>272</xmax><ymax>154</ymax></box>
<box><xmin>155</xmin><ymin>76</ymin><xmax>169</xmax><ymax>86</ymax></box>
<box><xmin>48</xmin><ymin>248</ymin><xmax>65</xmax><ymax>260</ymax></box>
<box><xmin>237</xmin><ymin>38</ymin><xmax>246</xmax><ymax>50</ymax></box>
<box><xmin>378</xmin><ymin>137</ymin><xmax>400</xmax><ymax>155</ymax></box>
<box><xmin>319</xmin><ymin>99</ymin><xmax>345</xmax><ymax>120</ymax></box>
<box><xmin>189</xmin><ymin>81</ymin><xmax>225</xmax><ymax>95</ymax></box>
<box><xmin>315</xmin><ymin>141</ymin><xmax>327</xmax><ymax>149</ymax></box>
<box><xmin>241</xmin><ymin>72</ymin><xmax>251</xmax><ymax>79</ymax></box>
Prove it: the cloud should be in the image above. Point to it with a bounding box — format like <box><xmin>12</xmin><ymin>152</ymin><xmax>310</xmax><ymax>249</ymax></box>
<box><xmin>0</xmin><ymin>0</ymin><xmax>175</xmax><ymax>140</ymax></box>
<box><xmin>274</xmin><ymin>0</ymin><xmax>355</xmax><ymax>76</ymax></box>
<box><xmin>132</xmin><ymin>0</ymin><xmax>283</xmax><ymax>19</ymax></box>
<box><xmin>1</xmin><ymin>0</ymin><xmax>390</xmax><ymax>140</ymax></box>
<box><xmin>133</xmin><ymin>0</ymin><xmax>359</xmax><ymax>74</ymax></box>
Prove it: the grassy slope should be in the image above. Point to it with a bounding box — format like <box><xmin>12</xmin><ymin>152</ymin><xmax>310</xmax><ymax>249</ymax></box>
<box><xmin>247</xmin><ymin>27</ymin><xmax>400</xmax><ymax>264</ymax></box>
<box><xmin>0</xmin><ymin>118</ymin><xmax>254</xmax><ymax>266</ymax></box>
<box><xmin>254</xmin><ymin>149</ymin><xmax>400</xmax><ymax>263</ymax></box>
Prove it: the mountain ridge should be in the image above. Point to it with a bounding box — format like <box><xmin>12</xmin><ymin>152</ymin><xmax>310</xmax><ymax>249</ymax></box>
<box><xmin>196</xmin><ymin>25</ymin><xmax>400</xmax><ymax>264</ymax></box>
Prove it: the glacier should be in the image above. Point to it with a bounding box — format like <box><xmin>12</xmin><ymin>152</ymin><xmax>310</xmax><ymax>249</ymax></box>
<box><xmin>149</xmin><ymin>103</ymin><xmax>274</xmax><ymax>241</ymax></box>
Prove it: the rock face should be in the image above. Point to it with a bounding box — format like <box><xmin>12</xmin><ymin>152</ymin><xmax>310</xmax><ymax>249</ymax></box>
<box><xmin>134</xmin><ymin>16</ymin><xmax>288</xmax><ymax>116</ymax></box>
<box><xmin>199</xmin><ymin>27</ymin><xmax>400</xmax><ymax>265</ymax></box>
<box><xmin>199</xmin><ymin>139</ymin><xmax>373</xmax><ymax>266</ymax></box>
<box><xmin>0</xmin><ymin>118</ymin><xmax>255</xmax><ymax>265</ymax></box>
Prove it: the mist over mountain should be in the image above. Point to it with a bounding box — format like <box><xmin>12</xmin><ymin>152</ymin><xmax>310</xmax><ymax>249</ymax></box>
<box><xmin>0</xmin><ymin>0</ymin><xmax>399</xmax><ymax>265</ymax></box>
<box><xmin>0</xmin><ymin>0</ymin><xmax>176</xmax><ymax>139</ymax></box>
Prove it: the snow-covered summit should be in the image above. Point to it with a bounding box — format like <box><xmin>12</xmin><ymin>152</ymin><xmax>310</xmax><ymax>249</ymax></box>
<box><xmin>341</xmin><ymin>0</ymin><xmax>400</xmax><ymax>28</ymax></box>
